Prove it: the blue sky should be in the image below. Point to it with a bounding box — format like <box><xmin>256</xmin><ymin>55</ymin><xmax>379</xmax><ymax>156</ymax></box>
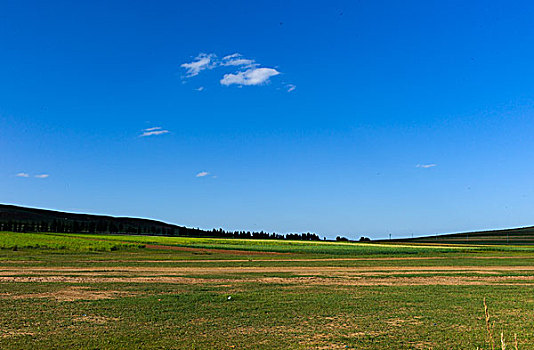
<box><xmin>2</xmin><ymin>0</ymin><xmax>534</xmax><ymax>239</ymax></box>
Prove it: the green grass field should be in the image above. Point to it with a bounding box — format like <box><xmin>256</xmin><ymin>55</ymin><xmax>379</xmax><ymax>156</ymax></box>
<box><xmin>1</xmin><ymin>231</ymin><xmax>533</xmax><ymax>349</ymax></box>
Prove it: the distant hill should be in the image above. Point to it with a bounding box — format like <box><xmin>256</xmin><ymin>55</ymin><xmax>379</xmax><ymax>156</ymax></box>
<box><xmin>0</xmin><ymin>204</ymin><xmax>196</xmax><ymax>236</ymax></box>
<box><xmin>387</xmin><ymin>226</ymin><xmax>534</xmax><ymax>245</ymax></box>
<box><xmin>0</xmin><ymin>204</ymin><xmax>321</xmax><ymax>241</ymax></box>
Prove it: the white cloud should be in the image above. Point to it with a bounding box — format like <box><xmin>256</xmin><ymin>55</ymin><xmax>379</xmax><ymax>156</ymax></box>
<box><xmin>220</xmin><ymin>68</ymin><xmax>280</xmax><ymax>86</ymax></box>
<box><xmin>140</xmin><ymin>126</ymin><xmax>170</xmax><ymax>137</ymax></box>
<box><xmin>139</xmin><ymin>126</ymin><xmax>169</xmax><ymax>137</ymax></box>
<box><xmin>222</xmin><ymin>53</ymin><xmax>240</xmax><ymax>60</ymax></box>
<box><xmin>286</xmin><ymin>84</ymin><xmax>296</xmax><ymax>92</ymax></box>
<box><xmin>181</xmin><ymin>53</ymin><xmax>283</xmax><ymax>88</ymax></box>
<box><xmin>181</xmin><ymin>53</ymin><xmax>217</xmax><ymax>77</ymax></box>
<box><xmin>141</xmin><ymin>130</ymin><xmax>169</xmax><ymax>137</ymax></box>
<box><xmin>225</xmin><ymin>58</ymin><xmax>256</xmax><ymax>66</ymax></box>
<box><xmin>416</xmin><ymin>164</ymin><xmax>437</xmax><ymax>168</ymax></box>
<box><xmin>196</xmin><ymin>171</ymin><xmax>209</xmax><ymax>177</ymax></box>
<box><xmin>16</xmin><ymin>172</ymin><xmax>29</xmax><ymax>178</ymax></box>
<box><xmin>35</xmin><ymin>174</ymin><xmax>49</xmax><ymax>178</ymax></box>
<box><xmin>195</xmin><ymin>86</ymin><xmax>205</xmax><ymax>91</ymax></box>
<box><xmin>143</xmin><ymin>126</ymin><xmax>163</xmax><ymax>132</ymax></box>
<box><xmin>221</xmin><ymin>53</ymin><xmax>256</xmax><ymax>67</ymax></box>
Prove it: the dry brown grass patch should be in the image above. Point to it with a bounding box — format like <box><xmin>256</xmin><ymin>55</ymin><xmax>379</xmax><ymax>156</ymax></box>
<box><xmin>0</xmin><ymin>330</ymin><xmax>35</xmax><ymax>338</ymax></box>
<box><xmin>72</xmin><ymin>315</ymin><xmax>120</xmax><ymax>324</ymax></box>
<box><xmin>3</xmin><ymin>286</ymin><xmax>133</xmax><ymax>301</ymax></box>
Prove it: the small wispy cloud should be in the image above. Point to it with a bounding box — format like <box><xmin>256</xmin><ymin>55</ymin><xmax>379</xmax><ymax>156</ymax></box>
<box><xmin>220</xmin><ymin>68</ymin><xmax>280</xmax><ymax>86</ymax></box>
<box><xmin>35</xmin><ymin>174</ymin><xmax>49</xmax><ymax>178</ymax></box>
<box><xmin>195</xmin><ymin>86</ymin><xmax>205</xmax><ymax>92</ymax></box>
<box><xmin>16</xmin><ymin>172</ymin><xmax>30</xmax><ymax>178</ymax></box>
<box><xmin>416</xmin><ymin>164</ymin><xmax>437</xmax><ymax>168</ymax></box>
<box><xmin>286</xmin><ymin>84</ymin><xmax>296</xmax><ymax>92</ymax></box>
<box><xmin>221</xmin><ymin>53</ymin><xmax>256</xmax><ymax>68</ymax></box>
<box><xmin>143</xmin><ymin>126</ymin><xmax>163</xmax><ymax>132</ymax></box>
<box><xmin>140</xmin><ymin>126</ymin><xmax>170</xmax><ymax>137</ymax></box>
<box><xmin>196</xmin><ymin>171</ymin><xmax>209</xmax><ymax>177</ymax></box>
<box><xmin>181</xmin><ymin>53</ymin><xmax>217</xmax><ymax>77</ymax></box>
<box><xmin>222</xmin><ymin>53</ymin><xmax>239</xmax><ymax>60</ymax></box>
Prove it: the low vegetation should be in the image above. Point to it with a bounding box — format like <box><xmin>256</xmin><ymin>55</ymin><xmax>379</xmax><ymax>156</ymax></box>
<box><xmin>0</xmin><ymin>231</ymin><xmax>533</xmax><ymax>349</ymax></box>
<box><xmin>0</xmin><ymin>232</ymin><xmax>143</xmax><ymax>252</ymax></box>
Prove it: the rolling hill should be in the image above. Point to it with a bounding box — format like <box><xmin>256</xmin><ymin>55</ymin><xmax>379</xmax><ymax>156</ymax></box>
<box><xmin>0</xmin><ymin>204</ymin><xmax>190</xmax><ymax>236</ymax></box>
<box><xmin>387</xmin><ymin>226</ymin><xmax>534</xmax><ymax>245</ymax></box>
<box><xmin>0</xmin><ymin>204</ymin><xmax>320</xmax><ymax>240</ymax></box>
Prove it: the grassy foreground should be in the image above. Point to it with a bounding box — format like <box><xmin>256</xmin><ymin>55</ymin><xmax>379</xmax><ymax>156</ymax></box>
<box><xmin>1</xmin><ymin>232</ymin><xmax>534</xmax><ymax>349</ymax></box>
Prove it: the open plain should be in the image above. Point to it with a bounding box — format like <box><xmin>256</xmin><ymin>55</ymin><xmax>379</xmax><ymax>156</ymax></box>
<box><xmin>1</xmin><ymin>232</ymin><xmax>533</xmax><ymax>349</ymax></box>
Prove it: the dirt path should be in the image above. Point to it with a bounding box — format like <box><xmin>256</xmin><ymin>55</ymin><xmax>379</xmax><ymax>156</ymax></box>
<box><xmin>72</xmin><ymin>256</ymin><xmax>534</xmax><ymax>263</ymax></box>
<box><xmin>144</xmin><ymin>244</ymin><xmax>291</xmax><ymax>255</ymax></box>
<box><xmin>1</xmin><ymin>274</ymin><xmax>533</xmax><ymax>287</ymax></box>
<box><xmin>79</xmin><ymin>257</ymin><xmax>449</xmax><ymax>263</ymax></box>
<box><xmin>3</xmin><ymin>265</ymin><xmax>534</xmax><ymax>275</ymax></box>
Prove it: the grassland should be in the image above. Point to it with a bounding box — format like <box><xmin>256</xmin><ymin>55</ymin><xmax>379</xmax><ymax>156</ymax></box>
<box><xmin>1</xmin><ymin>232</ymin><xmax>533</xmax><ymax>349</ymax></box>
<box><xmin>0</xmin><ymin>231</ymin><xmax>144</xmax><ymax>252</ymax></box>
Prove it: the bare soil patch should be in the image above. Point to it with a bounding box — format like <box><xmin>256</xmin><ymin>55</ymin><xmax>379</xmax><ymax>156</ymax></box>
<box><xmin>72</xmin><ymin>315</ymin><xmax>120</xmax><ymax>324</ymax></box>
<box><xmin>4</xmin><ymin>265</ymin><xmax>534</xmax><ymax>273</ymax></box>
<box><xmin>0</xmin><ymin>275</ymin><xmax>226</xmax><ymax>284</ymax></box>
<box><xmin>0</xmin><ymin>331</ymin><xmax>35</xmax><ymax>338</ymax></box>
<box><xmin>3</xmin><ymin>265</ymin><xmax>534</xmax><ymax>278</ymax></box>
<box><xmin>2</xmin><ymin>273</ymin><xmax>534</xmax><ymax>286</ymax></box>
<box><xmin>2</xmin><ymin>286</ymin><xmax>133</xmax><ymax>301</ymax></box>
<box><xmin>83</xmin><ymin>256</ymin><xmax>446</xmax><ymax>263</ymax></box>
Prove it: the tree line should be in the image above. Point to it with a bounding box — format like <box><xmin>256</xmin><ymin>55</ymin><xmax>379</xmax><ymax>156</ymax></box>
<box><xmin>0</xmin><ymin>220</ymin><xmax>323</xmax><ymax>241</ymax></box>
